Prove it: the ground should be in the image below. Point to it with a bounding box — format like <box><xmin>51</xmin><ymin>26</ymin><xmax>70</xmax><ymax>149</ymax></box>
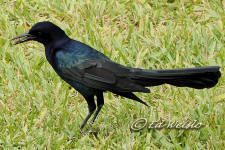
<box><xmin>0</xmin><ymin>0</ymin><xmax>224</xmax><ymax>149</ymax></box>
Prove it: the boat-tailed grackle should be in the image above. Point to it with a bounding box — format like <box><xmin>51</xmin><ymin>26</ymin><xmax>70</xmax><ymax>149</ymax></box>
<box><xmin>11</xmin><ymin>21</ymin><xmax>221</xmax><ymax>133</ymax></box>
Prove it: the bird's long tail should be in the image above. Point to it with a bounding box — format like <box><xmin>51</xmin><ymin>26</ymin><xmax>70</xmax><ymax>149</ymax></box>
<box><xmin>131</xmin><ymin>66</ymin><xmax>221</xmax><ymax>89</ymax></box>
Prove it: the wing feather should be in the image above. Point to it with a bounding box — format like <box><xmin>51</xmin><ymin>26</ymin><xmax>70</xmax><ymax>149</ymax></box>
<box><xmin>59</xmin><ymin>59</ymin><xmax>149</xmax><ymax>93</ymax></box>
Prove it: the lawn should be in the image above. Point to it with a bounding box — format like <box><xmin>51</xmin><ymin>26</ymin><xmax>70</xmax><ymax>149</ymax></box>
<box><xmin>0</xmin><ymin>0</ymin><xmax>224</xmax><ymax>149</ymax></box>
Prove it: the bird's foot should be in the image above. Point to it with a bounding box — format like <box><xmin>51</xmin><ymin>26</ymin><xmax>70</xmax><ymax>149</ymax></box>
<box><xmin>80</xmin><ymin>128</ymin><xmax>99</xmax><ymax>135</ymax></box>
<box><xmin>89</xmin><ymin>120</ymin><xmax>94</xmax><ymax>126</ymax></box>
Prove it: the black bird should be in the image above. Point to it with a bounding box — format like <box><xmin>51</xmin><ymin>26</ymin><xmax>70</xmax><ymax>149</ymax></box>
<box><xmin>12</xmin><ymin>21</ymin><xmax>221</xmax><ymax>133</ymax></box>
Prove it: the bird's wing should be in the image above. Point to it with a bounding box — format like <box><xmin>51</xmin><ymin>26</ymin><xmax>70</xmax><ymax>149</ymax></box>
<box><xmin>60</xmin><ymin>59</ymin><xmax>149</xmax><ymax>93</ymax></box>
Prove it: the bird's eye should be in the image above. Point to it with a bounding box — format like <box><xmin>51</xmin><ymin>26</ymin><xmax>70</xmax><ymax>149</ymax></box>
<box><xmin>37</xmin><ymin>32</ymin><xmax>42</xmax><ymax>36</ymax></box>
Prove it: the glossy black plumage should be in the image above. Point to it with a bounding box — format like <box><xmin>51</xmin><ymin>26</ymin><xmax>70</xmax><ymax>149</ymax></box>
<box><xmin>12</xmin><ymin>21</ymin><xmax>221</xmax><ymax>133</ymax></box>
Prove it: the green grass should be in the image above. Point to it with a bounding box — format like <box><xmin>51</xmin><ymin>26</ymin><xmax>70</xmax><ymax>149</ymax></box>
<box><xmin>0</xmin><ymin>0</ymin><xmax>224</xmax><ymax>149</ymax></box>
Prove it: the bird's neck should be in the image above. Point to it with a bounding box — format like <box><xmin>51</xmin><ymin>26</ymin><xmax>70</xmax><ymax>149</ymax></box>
<box><xmin>44</xmin><ymin>36</ymin><xmax>71</xmax><ymax>66</ymax></box>
<box><xmin>45</xmin><ymin>35</ymin><xmax>71</xmax><ymax>49</ymax></box>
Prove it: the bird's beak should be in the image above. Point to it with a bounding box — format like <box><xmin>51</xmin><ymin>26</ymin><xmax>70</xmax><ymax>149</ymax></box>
<box><xmin>11</xmin><ymin>32</ymin><xmax>36</xmax><ymax>45</ymax></box>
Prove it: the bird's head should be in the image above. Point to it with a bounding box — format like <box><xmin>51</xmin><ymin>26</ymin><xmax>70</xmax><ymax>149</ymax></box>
<box><xmin>11</xmin><ymin>21</ymin><xmax>69</xmax><ymax>46</ymax></box>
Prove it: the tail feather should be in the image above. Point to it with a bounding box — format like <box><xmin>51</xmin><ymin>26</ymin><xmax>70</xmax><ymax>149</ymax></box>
<box><xmin>113</xmin><ymin>92</ymin><xmax>149</xmax><ymax>106</ymax></box>
<box><xmin>131</xmin><ymin>66</ymin><xmax>221</xmax><ymax>89</ymax></box>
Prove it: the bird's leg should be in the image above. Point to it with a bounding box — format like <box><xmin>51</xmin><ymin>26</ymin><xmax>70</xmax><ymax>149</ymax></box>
<box><xmin>90</xmin><ymin>92</ymin><xmax>104</xmax><ymax>125</ymax></box>
<box><xmin>80</xmin><ymin>95</ymin><xmax>96</xmax><ymax>134</ymax></box>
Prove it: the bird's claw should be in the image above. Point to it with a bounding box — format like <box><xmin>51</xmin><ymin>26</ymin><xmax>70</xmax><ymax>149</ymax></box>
<box><xmin>80</xmin><ymin>129</ymin><xmax>89</xmax><ymax>135</ymax></box>
<box><xmin>89</xmin><ymin>121</ymin><xmax>94</xmax><ymax>126</ymax></box>
<box><xmin>80</xmin><ymin>128</ymin><xmax>99</xmax><ymax>135</ymax></box>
